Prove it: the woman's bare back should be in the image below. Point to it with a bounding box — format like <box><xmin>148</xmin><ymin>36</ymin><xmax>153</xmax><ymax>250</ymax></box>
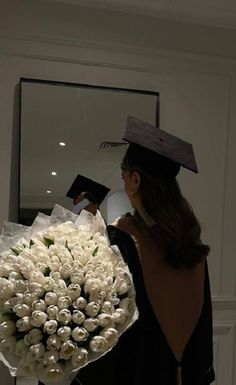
<box><xmin>114</xmin><ymin>216</ymin><xmax>205</xmax><ymax>363</ymax></box>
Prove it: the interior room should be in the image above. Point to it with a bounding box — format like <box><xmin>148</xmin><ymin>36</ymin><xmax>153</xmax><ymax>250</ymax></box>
<box><xmin>0</xmin><ymin>1</ymin><xmax>236</xmax><ymax>384</ymax></box>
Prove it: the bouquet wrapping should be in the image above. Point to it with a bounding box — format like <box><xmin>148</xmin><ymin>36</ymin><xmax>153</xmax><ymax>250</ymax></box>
<box><xmin>0</xmin><ymin>205</ymin><xmax>138</xmax><ymax>384</ymax></box>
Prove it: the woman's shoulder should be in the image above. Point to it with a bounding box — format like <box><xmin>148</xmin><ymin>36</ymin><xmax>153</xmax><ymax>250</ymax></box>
<box><xmin>109</xmin><ymin>215</ymin><xmax>139</xmax><ymax>237</ymax></box>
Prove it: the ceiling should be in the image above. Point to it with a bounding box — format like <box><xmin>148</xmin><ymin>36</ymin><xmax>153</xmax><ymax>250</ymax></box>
<box><xmin>45</xmin><ymin>0</ymin><xmax>236</xmax><ymax>29</ymax></box>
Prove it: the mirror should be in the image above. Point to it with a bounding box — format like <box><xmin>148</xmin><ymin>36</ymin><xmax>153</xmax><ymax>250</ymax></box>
<box><xmin>19</xmin><ymin>78</ymin><xmax>159</xmax><ymax>225</ymax></box>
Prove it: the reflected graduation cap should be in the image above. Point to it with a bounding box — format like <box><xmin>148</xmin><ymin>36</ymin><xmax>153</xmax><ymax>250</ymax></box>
<box><xmin>66</xmin><ymin>174</ymin><xmax>110</xmax><ymax>204</ymax></box>
<box><xmin>122</xmin><ymin>116</ymin><xmax>198</xmax><ymax>178</ymax></box>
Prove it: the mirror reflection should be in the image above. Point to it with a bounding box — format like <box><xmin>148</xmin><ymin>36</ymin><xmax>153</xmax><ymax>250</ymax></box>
<box><xmin>19</xmin><ymin>79</ymin><xmax>159</xmax><ymax>225</ymax></box>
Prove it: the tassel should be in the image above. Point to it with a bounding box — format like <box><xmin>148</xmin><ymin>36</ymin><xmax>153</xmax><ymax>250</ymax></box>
<box><xmin>177</xmin><ymin>366</ymin><xmax>182</xmax><ymax>385</ymax></box>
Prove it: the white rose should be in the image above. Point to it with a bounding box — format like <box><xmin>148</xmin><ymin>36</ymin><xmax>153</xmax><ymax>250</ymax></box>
<box><xmin>32</xmin><ymin>299</ymin><xmax>47</xmax><ymax>312</ymax></box>
<box><xmin>0</xmin><ymin>320</ymin><xmax>16</xmax><ymax>337</ymax></box>
<box><xmin>113</xmin><ymin>276</ymin><xmax>131</xmax><ymax>295</ymax></box>
<box><xmin>72</xmin><ymin>261</ymin><xmax>84</xmax><ymax>271</ymax></box>
<box><xmin>9</xmin><ymin>293</ymin><xmax>23</xmax><ymax>307</ymax></box>
<box><xmin>85</xmin><ymin>301</ymin><xmax>100</xmax><ymax>317</ymax></box>
<box><xmin>57</xmin><ymin>326</ymin><xmax>71</xmax><ymax>341</ymax></box>
<box><xmin>35</xmin><ymin>262</ymin><xmax>48</xmax><ymax>274</ymax></box>
<box><xmin>71</xmin><ymin>248</ymin><xmax>86</xmax><ymax>262</ymax></box>
<box><xmin>60</xmin><ymin>255</ymin><xmax>73</xmax><ymax>265</ymax></box>
<box><xmin>101</xmin><ymin>301</ymin><xmax>114</xmax><ymax>315</ymax></box>
<box><xmin>13</xmin><ymin>303</ymin><xmax>31</xmax><ymax>317</ymax></box>
<box><xmin>70</xmin><ymin>272</ymin><xmax>84</xmax><ymax>285</ymax></box>
<box><xmin>72</xmin><ymin>310</ymin><xmax>85</xmax><ymax>325</ymax></box>
<box><xmin>27</xmin><ymin>342</ymin><xmax>45</xmax><ymax>361</ymax></box>
<box><xmin>84</xmin><ymin>271</ymin><xmax>95</xmax><ymax>281</ymax></box>
<box><xmin>31</xmin><ymin>310</ymin><xmax>47</xmax><ymax>327</ymax></box>
<box><xmin>48</xmin><ymin>262</ymin><xmax>60</xmax><ymax>272</ymax></box>
<box><xmin>43</xmin><ymin>350</ymin><xmax>59</xmax><ymax>365</ymax></box>
<box><xmin>59</xmin><ymin>340</ymin><xmax>76</xmax><ymax>359</ymax></box>
<box><xmin>106</xmin><ymin>290</ymin><xmax>120</xmax><ymax>306</ymax></box>
<box><xmin>57</xmin><ymin>309</ymin><xmax>71</xmax><ymax>325</ymax></box>
<box><xmin>31</xmin><ymin>245</ymin><xmax>50</xmax><ymax>264</ymax></box>
<box><xmin>67</xmin><ymin>284</ymin><xmax>81</xmax><ymax>300</ymax></box>
<box><xmin>84</xmin><ymin>278</ymin><xmax>102</xmax><ymax>295</ymax></box>
<box><xmin>100</xmin><ymin>327</ymin><xmax>118</xmax><ymax>348</ymax></box>
<box><xmin>9</xmin><ymin>271</ymin><xmax>23</xmax><ymax>280</ymax></box>
<box><xmin>47</xmin><ymin>305</ymin><xmax>59</xmax><ymax>320</ymax></box>
<box><xmin>0</xmin><ymin>278</ymin><xmax>8</xmax><ymax>290</ymax></box>
<box><xmin>44</xmin><ymin>277</ymin><xmax>55</xmax><ymax>292</ymax></box>
<box><xmin>15</xmin><ymin>339</ymin><xmax>28</xmax><ymax>357</ymax></box>
<box><xmin>55</xmin><ymin>280</ymin><xmax>68</xmax><ymax>296</ymax></box>
<box><xmin>43</xmin><ymin>320</ymin><xmax>58</xmax><ymax>335</ymax></box>
<box><xmin>46</xmin><ymin>334</ymin><xmax>61</xmax><ymax>351</ymax></box>
<box><xmin>24</xmin><ymin>328</ymin><xmax>43</xmax><ymax>345</ymax></box>
<box><xmin>97</xmin><ymin>313</ymin><xmax>114</xmax><ymax>328</ymax></box>
<box><xmin>39</xmin><ymin>362</ymin><xmax>64</xmax><ymax>383</ymax></box>
<box><xmin>71</xmin><ymin>347</ymin><xmax>88</xmax><ymax>368</ymax></box>
<box><xmin>73</xmin><ymin>297</ymin><xmax>87</xmax><ymax>310</ymax></box>
<box><xmin>0</xmin><ymin>280</ymin><xmax>15</xmax><ymax>300</ymax></box>
<box><xmin>0</xmin><ymin>264</ymin><xmax>12</xmax><ymax>278</ymax></box>
<box><xmin>50</xmin><ymin>272</ymin><xmax>61</xmax><ymax>282</ymax></box>
<box><xmin>89</xmin><ymin>291</ymin><xmax>106</xmax><ymax>304</ymax></box>
<box><xmin>16</xmin><ymin>316</ymin><xmax>32</xmax><ymax>332</ymax></box>
<box><xmin>23</xmin><ymin>291</ymin><xmax>38</xmax><ymax>305</ymax></box>
<box><xmin>71</xmin><ymin>327</ymin><xmax>89</xmax><ymax>342</ymax></box>
<box><xmin>89</xmin><ymin>336</ymin><xmax>107</xmax><ymax>353</ymax></box>
<box><xmin>45</xmin><ymin>292</ymin><xmax>58</xmax><ymax>306</ymax></box>
<box><xmin>113</xmin><ymin>308</ymin><xmax>127</xmax><ymax>324</ymax></box>
<box><xmin>14</xmin><ymin>280</ymin><xmax>27</xmax><ymax>293</ymax></box>
<box><xmin>51</xmin><ymin>256</ymin><xmax>60</xmax><ymax>264</ymax></box>
<box><xmin>21</xmin><ymin>265</ymin><xmax>35</xmax><ymax>280</ymax></box>
<box><xmin>83</xmin><ymin>318</ymin><xmax>99</xmax><ymax>332</ymax></box>
<box><xmin>30</xmin><ymin>271</ymin><xmax>45</xmax><ymax>285</ymax></box>
<box><xmin>0</xmin><ymin>336</ymin><xmax>16</xmax><ymax>354</ymax></box>
<box><xmin>57</xmin><ymin>296</ymin><xmax>71</xmax><ymax>310</ymax></box>
<box><xmin>60</xmin><ymin>263</ymin><xmax>73</xmax><ymax>279</ymax></box>
<box><xmin>28</xmin><ymin>282</ymin><xmax>45</xmax><ymax>297</ymax></box>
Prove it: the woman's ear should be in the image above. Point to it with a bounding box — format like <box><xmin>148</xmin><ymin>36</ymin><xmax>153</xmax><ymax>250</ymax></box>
<box><xmin>131</xmin><ymin>171</ymin><xmax>141</xmax><ymax>191</ymax></box>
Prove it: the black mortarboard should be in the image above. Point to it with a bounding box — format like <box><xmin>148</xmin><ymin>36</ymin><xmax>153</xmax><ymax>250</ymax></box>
<box><xmin>122</xmin><ymin>116</ymin><xmax>198</xmax><ymax>178</ymax></box>
<box><xmin>66</xmin><ymin>174</ymin><xmax>110</xmax><ymax>204</ymax></box>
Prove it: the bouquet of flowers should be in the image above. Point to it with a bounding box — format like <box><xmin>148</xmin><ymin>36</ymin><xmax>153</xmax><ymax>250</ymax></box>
<box><xmin>0</xmin><ymin>205</ymin><xmax>138</xmax><ymax>384</ymax></box>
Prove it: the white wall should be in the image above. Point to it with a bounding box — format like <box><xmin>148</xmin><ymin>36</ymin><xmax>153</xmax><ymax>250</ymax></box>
<box><xmin>0</xmin><ymin>1</ymin><xmax>236</xmax><ymax>384</ymax></box>
<box><xmin>107</xmin><ymin>191</ymin><xmax>133</xmax><ymax>223</ymax></box>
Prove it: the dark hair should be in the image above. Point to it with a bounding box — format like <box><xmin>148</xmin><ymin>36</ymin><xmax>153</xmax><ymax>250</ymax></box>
<box><xmin>122</xmin><ymin>160</ymin><xmax>210</xmax><ymax>269</ymax></box>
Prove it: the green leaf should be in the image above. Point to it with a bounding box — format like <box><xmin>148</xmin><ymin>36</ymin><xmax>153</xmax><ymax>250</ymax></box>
<box><xmin>92</xmin><ymin>246</ymin><xmax>98</xmax><ymax>257</ymax></box>
<box><xmin>65</xmin><ymin>240</ymin><xmax>71</xmax><ymax>251</ymax></box>
<box><xmin>44</xmin><ymin>267</ymin><xmax>51</xmax><ymax>276</ymax></box>
<box><xmin>29</xmin><ymin>239</ymin><xmax>35</xmax><ymax>248</ymax></box>
<box><xmin>43</xmin><ymin>237</ymin><xmax>54</xmax><ymax>248</ymax></box>
<box><xmin>11</xmin><ymin>247</ymin><xmax>20</xmax><ymax>255</ymax></box>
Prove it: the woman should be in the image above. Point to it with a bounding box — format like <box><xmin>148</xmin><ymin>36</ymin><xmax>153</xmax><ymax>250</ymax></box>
<box><xmin>74</xmin><ymin>116</ymin><xmax>215</xmax><ymax>385</ymax></box>
<box><xmin>66</xmin><ymin>174</ymin><xmax>110</xmax><ymax>234</ymax></box>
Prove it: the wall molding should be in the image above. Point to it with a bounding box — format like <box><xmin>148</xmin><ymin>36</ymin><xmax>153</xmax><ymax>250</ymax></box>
<box><xmin>0</xmin><ymin>31</ymin><xmax>235</xmax><ymax>77</ymax></box>
<box><xmin>213</xmin><ymin>320</ymin><xmax>235</xmax><ymax>335</ymax></box>
<box><xmin>213</xmin><ymin>297</ymin><xmax>236</xmax><ymax>311</ymax></box>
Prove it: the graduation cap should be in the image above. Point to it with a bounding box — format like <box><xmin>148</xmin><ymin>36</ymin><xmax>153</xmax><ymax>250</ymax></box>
<box><xmin>66</xmin><ymin>174</ymin><xmax>110</xmax><ymax>204</ymax></box>
<box><xmin>122</xmin><ymin>116</ymin><xmax>198</xmax><ymax>178</ymax></box>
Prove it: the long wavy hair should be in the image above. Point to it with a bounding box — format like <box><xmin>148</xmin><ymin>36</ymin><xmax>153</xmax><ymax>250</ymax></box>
<box><xmin>122</xmin><ymin>160</ymin><xmax>210</xmax><ymax>270</ymax></box>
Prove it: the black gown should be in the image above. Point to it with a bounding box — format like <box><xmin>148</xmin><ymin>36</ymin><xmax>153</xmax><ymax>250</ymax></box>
<box><xmin>72</xmin><ymin>225</ymin><xmax>215</xmax><ymax>385</ymax></box>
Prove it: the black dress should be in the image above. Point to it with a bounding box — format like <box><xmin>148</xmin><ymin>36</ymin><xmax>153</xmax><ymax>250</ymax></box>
<box><xmin>72</xmin><ymin>225</ymin><xmax>215</xmax><ymax>385</ymax></box>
